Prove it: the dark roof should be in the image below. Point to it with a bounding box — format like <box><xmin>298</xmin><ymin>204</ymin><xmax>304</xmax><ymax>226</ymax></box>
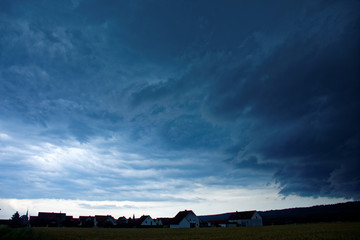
<box><xmin>79</xmin><ymin>216</ymin><xmax>94</xmax><ymax>222</ymax></box>
<box><xmin>37</xmin><ymin>212</ymin><xmax>66</xmax><ymax>223</ymax></box>
<box><xmin>171</xmin><ymin>210</ymin><xmax>195</xmax><ymax>225</ymax></box>
<box><xmin>229</xmin><ymin>211</ymin><xmax>256</xmax><ymax>220</ymax></box>
<box><xmin>79</xmin><ymin>216</ymin><xmax>94</xmax><ymax>225</ymax></box>
<box><xmin>157</xmin><ymin>218</ymin><xmax>172</xmax><ymax>225</ymax></box>
<box><xmin>38</xmin><ymin>212</ymin><xmax>65</xmax><ymax>215</ymax></box>
<box><xmin>199</xmin><ymin>211</ymin><xmax>257</xmax><ymax>222</ymax></box>
<box><xmin>198</xmin><ymin>213</ymin><xmax>233</xmax><ymax>222</ymax></box>
<box><xmin>136</xmin><ymin>215</ymin><xmax>151</xmax><ymax>226</ymax></box>
<box><xmin>38</xmin><ymin>212</ymin><xmax>65</xmax><ymax>217</ymax></box>
<box><xmin>95</xmin><ymin>215</ymin><xmax>114</xmax><ymax>222</ymax></box>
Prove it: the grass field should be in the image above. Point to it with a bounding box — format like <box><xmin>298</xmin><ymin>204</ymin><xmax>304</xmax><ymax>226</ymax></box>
<box><xmin>1</xmin><ymin>222</ymin><xmax>360</xmax><ymax>240</ymax></box>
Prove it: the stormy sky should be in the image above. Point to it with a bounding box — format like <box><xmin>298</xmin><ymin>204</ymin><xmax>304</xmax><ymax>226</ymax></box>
<box><xmin>0</xmin><ymin>0</ymin><xmax>359</xmax><ymax>218</ymax></box>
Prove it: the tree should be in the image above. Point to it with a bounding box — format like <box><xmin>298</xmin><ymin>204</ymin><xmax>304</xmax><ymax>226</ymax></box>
<box><xmin>10</xmin><ymin>211</ymin><xmax>29</xmax><ymax>227</ymax></box>
<box><xmin>10</xmin><ymin>211</ymin><xmax>21</xmax><ymax>227</ymax></box>
<box><xmin>20</xmin><ymin>214</ymin><xmax>29</xmax><ymax>227</ymax></box>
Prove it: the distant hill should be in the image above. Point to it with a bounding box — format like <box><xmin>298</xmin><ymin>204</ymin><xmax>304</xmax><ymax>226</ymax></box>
<box><xmin>259</xmin><ymin>201</ymin><xmax>360</xmax><ymax>225</ymax></box>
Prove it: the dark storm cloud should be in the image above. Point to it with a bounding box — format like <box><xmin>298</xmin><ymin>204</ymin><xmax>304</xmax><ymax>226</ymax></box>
<box><xmin>200</xmin><ymin>1</ymin><xmax>360</xmax><ymax>198</ymax></box>
<box><xmin>129</xmin><ymin>0</ymin><xmax>360</xmax><ymax>198</ymax></box>
<box><xmin>0</xmin><ymin>0</ymin><xmax>359</xmax><ymax>203</ymax></box>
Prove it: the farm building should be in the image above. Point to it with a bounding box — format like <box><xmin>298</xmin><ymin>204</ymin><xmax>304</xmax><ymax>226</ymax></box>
<box><xmin>30</xmin><ymin>212</ymin><xmax>66</xmax><ymax>227</ymax></box>
<box><xmin>228</xmin><ymin>211</ymin><xmax>262</xmax><ymax>227</ymax></box>
<box><xmin>170</xmin><ymin>210</ymin><xmax>199</xmax><ymax>228</ymax></box>
<box><xmin>199</xmin><ymin>210</ymin><xmax>262</xmax><ymax>227</ymax></box>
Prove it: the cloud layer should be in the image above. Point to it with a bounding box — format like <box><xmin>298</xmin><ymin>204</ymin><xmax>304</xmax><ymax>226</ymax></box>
<box><xmin>0</xmin><ymin>0</ymin><xmax>359</xmax><ymax>216</ymax></box>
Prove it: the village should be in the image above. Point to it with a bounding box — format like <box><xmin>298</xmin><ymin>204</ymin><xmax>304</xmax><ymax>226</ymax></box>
<box><xmin>2</xmin><ymin>201</ymin><xmax>359</xmax><ymax>229</ymax></box>
<box><xmin>2</xmin><ymin>203</ymin><xmax>360</xmax><ymax>239</ymax></box>
<box><xmin>23</xmin><ymin>210</ymin><xmax>263</xmax><ymax>228</ymax></box>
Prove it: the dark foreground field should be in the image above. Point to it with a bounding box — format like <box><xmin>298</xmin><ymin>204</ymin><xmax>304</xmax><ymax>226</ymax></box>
<box><xmin>1</xmin><ymin>222</ymin><xmax>360</xmax><ymax>240</ymax></box>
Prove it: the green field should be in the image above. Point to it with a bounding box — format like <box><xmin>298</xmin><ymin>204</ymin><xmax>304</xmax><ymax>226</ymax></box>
<box><xmin>1</xmin><ymin>222</ymin><xmax>360</xmax><ymax>240</ymax></box>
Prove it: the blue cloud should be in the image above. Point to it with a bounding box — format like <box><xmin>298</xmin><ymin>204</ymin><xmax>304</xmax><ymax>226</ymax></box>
<box><xmin>0</xmin><ymin>0</ymin><xmax>359</xmax><ymax>207</ymax></box>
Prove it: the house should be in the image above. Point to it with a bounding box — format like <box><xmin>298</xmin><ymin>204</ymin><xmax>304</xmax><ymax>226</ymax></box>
<box><xmin>199</xmin><ymin>210</ymin><xmax>262</xmax><ymax>227</ymax></box>
<box><xmin>94</xmin><ymin>215</ymin><xmax>116</xmax><ymax>228</ymax></box>
<box><xmin>154</xmin><ymin>218</ymin><xmax>163</xmax><ymax>226</ymax></box>
<box><xmin>79</xmin><ymin>216</ymin><xmax>95</xmax><ymax>227</ymax></box>
<box><xmin>208</xmin><ymin>219</ymin><xmax>228</xmax><ymax>227</ymax></box>
<box><xmin>72</xmin><ymin>218</ymin><xmax>80</xmax><ymax>227</ymax></box>
<box><xmin>116</xmin><ymin>216</ymin><xmax>128</xmax><ymax>226</ymax></box>
<box><xmin>63</xmin><ymin>215</ymin><xmax>78</xmax><ymax>227</ymax></box>
<box><xmin>156</xmin><ymin>218</ymin><xmax>172</xmax><ymax>228</ymax></box>
<box><xmin>170</xmin><ymin>210</ymin><xmax>199</xmax><ymax>228</ymax></box>
<box><xmin>30</xmin><ymin>212</ymin><xmax>66</xmax><ymax>227</ymax></box>
<box><xmin>228</xmin><ymin>211</ymin><xmax>262</xmax><ymax>227</ymax></box>
<box><xmin>198</xmin><ymin>212</ymin><xmax>232</xmax><ymax>227</ymax></box>
<box><xmin>135</xmin><ymin>215</ymin><xmax>156</xmax><ymax>227</ymax></box>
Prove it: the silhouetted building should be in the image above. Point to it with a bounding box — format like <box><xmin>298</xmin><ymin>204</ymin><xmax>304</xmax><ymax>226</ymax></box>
<box><xmin>199</xmin><ymin>210</ymin><xmax>262</xmax><ymax>227</ymax></box>
<box><xmin>79</xmin><ymin>216</ymin><xmax>95</xmax><ymax>228</ymax></box>
<box><xmin>94</xmin><ymin>215</ymin><xmax>116</xmax><ymax>228</ymax></box>
<box><xmin>30</xmin><ymin>212</ymin><xmax>66</xmax><ymax>227</ymax></box>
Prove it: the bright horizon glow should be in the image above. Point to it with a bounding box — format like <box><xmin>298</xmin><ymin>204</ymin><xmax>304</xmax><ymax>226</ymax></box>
<box><xmin>0</xmin><ymin>196</ymin><xmax>349</xmax><ymax>220</ymax></box>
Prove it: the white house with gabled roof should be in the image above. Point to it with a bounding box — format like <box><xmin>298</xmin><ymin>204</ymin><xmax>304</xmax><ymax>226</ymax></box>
<box><xmin>136</xmin><ymin>215</ymin><xmax>156</xmax><ymax>227</ymax></box>
<box><xmin>170</xmin><ymin>210</ymin><xmax>199</xmax><ymax>228</ymax></box>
